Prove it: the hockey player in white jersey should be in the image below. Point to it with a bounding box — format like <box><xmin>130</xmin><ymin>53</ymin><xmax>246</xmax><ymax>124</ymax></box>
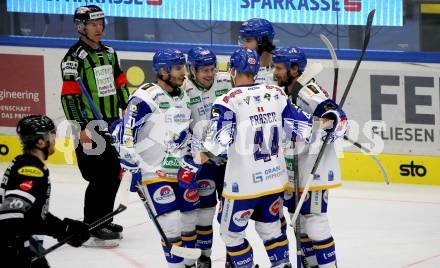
<box><xmin>272</xmin><ymin>47</ymin><xmax>348</xmax><ymax>268</ymax></box>
<box><xmin>177</xmin><ymin>47</ymin><xmax>231</xmax><ymax>268</ymax></box>
<box><xmin>200</xmin><ymin>47</ymin><xmax>317</xmax><ymax>268</ymax></box>
<box><xmin>118</xmin><ymin>49</ymin><xmax>191</xmax><ymax>267</ymax></box>
<box><xmin>239</xmin><ymin>18</ymin><xmax>277</xmax><ymax>85</ymax></box>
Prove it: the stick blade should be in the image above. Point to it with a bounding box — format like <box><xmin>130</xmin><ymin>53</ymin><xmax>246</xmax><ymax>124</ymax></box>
<box><xmin>320</xmin><ymin>34</ymin><xmax>338</xmax><ymax>68</ymax></box>
<box><xmin>170</xmin><ymin>246</ymin><xmax>202</xmax><ymax>259</ymax></box>
<box><xmin>363</xmin><ymin>9</ymin><xmax>376</xmax><ymax>50</ymax></box>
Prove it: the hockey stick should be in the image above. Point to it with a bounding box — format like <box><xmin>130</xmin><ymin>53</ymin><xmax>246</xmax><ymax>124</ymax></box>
<box><xmin>320</xmin><ymin>33</ymin><xmax>389</xmax><ymax>185</ymax></box>
<box><xmin>31</xmin><ymin>204</ymin><xmax>127</xmax><ymax>262</ymax></box>
<box><xmin>290</xmin><ymin>9</ymin><xmax>376</xmax><ymax>227</ymax></box>
<box><xmin>136</xmin><ymin>181</ymin><xmax>202</xmax><ymax>259</ymax></box>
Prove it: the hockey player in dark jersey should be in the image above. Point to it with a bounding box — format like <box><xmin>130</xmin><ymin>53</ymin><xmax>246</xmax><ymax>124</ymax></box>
<box><xmin>0</xmin><ymin>115</ymin><xmax>90</xmax><ymax>268</ymax></box>
<box><xmin>60</xmin><ymin>5</ymin><xmax>130</xmax><ymax>247</ymax></box>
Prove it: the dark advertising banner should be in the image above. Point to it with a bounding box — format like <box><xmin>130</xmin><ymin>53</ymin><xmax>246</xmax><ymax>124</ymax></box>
<box><xmin>0</xmin><ymin>54</ymin><xmax>45</xmax><ymax>127</ymax></box>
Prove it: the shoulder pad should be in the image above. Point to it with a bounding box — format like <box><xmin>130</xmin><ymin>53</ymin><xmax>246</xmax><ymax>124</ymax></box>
<box><xmin>17</xmin><ymin>166</ymin><xmax>44</xmax><ymax>178</ymax></box>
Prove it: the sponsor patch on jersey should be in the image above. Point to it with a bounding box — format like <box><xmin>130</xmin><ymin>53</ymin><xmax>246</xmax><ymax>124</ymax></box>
<box><xmin>159</xmin><ymin>102</ymin><xmax>170</xmax><ymax>109</ymax></box>
<box><xmin>153</xmin><ymin>185</ymin><xmax>176</xmax><ymax>204</ymax></box>
<box><xmin>328</xmin><ymin>170</ymin><xmax>334</xmax><ymax>181</ymax></box>
<box><xmin>19</xmin><ymin>180</ymin><xmax>34</xmax><ymax>191</ymax></box>
<box><xmin>161</xmin><ymin>156</ymin><xmax>180</xmax><ymax>169</ymax></box>
<box><xmin>263</xmin><ymin>93</ymin><xmax>271</xmax><ymax>101</ymax></box>
<box><xmin>61</xmin><ymin>61</ymin><xmax>78</xmax><ymax>76</ymax></box>
<box><xmin>190</xmin><ymin>96</ymin><xmax>201</xmax><ymax>105</ymax></box>
<box><xmin>197</xmin><ymin>179</ymin><xmax>215</xmax><ymax>196</ymax></box>
<box><xmin>184</xmin><ymin>189</ymin><xmax>200</xmax><ymax>203</ymax></box>
<box><xmin>18</xmin><ymin>166</ymin><xmax>44</xmax><ymax>177</ymax></box>
<box><xmin>269</xmin><ymin>198</ymin><xmax>281</xmax><ymax>216</ymax></box>
<box><xmin>78</xmin><ymin>50</ymin><xmax>88</xmax><ymax>60</ymax></box>
<box><xmin>215</xmin><ymin>89</ymin><xmax>228</xmax><ymax>97</ymax></box>
<box><xmin>252</xmin><ymin>172</ymin><xmax>263</xmax><ymax>183</ymax></box>
<box><xmin>232</xmin><ymin>209</ymin><xmax>253</xmax><ymax>227</ymax></box>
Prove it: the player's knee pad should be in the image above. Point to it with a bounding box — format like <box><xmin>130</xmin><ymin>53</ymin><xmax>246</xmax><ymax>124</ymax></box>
<box><xmin>226</xmin><ymin>239</ymin><xmax>254</xmax><ymax>268</ymax></box>
<box><xmin>303</xmin><ymin>213</ymin><xmax>332</xmax><ymax>241</ymax></box>
<box><xmin>157</xmin><ymin>210</ymin><xmax>182</xmax><ymax>239</ymax></box>
<box><xmin>255</xmin><ymin>221</ymin><xmax>282</xmax><ymax>242</ymax></box>
<box><xmin>220</xmin><ymin>228</ymin><xmax>246</xmax><ymax>247</ymax></box>
<box><xmin>197</xmin><ymin>207</ymin><xmax>216</xmax><ymax>226</ymax></box>
<box><xmin>181</xmin><ymin>210</ymin><xmax>198</xmax><ymax>232</ymax></box>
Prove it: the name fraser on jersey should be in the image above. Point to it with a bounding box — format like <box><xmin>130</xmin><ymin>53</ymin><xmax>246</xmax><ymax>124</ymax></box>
<box><xmin>249</xmin><ymin>112</ymin><xmax>277</xmax><ymax>126</ymax></box>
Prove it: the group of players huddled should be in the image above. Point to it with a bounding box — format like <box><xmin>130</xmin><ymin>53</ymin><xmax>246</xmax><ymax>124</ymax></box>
<box><xmin>0</xmin><ymin>4</ymin><xmax>347</xmax><ymax>268</ymax></box>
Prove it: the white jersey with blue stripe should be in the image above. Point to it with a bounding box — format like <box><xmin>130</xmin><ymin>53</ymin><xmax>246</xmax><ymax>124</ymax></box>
<box><xmin>119</xmin><ymin>83</ymin><xmax>191</xmax><ymax>180</ymax></box>
<box><xmin>204</xmin><ymin>83</ymin><xmax>312</xmax><ymax>199</ymax></box>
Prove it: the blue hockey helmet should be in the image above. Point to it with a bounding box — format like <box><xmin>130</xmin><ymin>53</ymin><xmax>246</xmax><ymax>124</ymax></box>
<box><xmin>272</xmin><ymin>47</ymin><xmax>307</xmax><ymax>72</ymax></box>
<box><xmin>187</xmin><ymin>47</ymin><xmax>217</xmax><ymax>69</ymax></box>
<box><xmin>229</xmin><ymin>48</ymin><xmax>260</xmax><ymax>76</ymax></box>
<box><xmin>152</xmin><ymin>49</ymin><xmax>186</xmax><ymax>74</ymax></box>
<box><xmin>239</xmin><ymin>18</ymin><xmax>275</xmax><ymax>43</ymax></box>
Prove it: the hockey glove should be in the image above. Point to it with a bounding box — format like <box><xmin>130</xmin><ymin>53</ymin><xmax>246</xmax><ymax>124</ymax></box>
<box><xmin>59</xmin><ymin>218</ymin><xmax>90</xmax><ymax>248</ymax></box>
<box><xmin>121</xmin><ymin>159</ymin><xmax>142</xmax><ymax>192</ymax></box>
<box><xmin>321</xmin><ymin>110</ymin><xmax>348</xmax><ymax>142</ymax></box>
<box><xmin>177</xmin><ymin>155</ymin><xmax>201</xmax><ymax>189</ymax></box>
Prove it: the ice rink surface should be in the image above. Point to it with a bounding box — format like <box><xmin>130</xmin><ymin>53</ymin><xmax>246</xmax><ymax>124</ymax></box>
<box><xmin>2</xmin><ymin>163</ymin><xmax>440</xmax><ymax>268</ymax></box>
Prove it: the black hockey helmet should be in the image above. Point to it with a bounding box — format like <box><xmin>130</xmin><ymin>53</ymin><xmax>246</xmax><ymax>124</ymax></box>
<box><xmin>17</xmin><ymin>115</ymin><xmax>56</xmax><ymax>149</ymax></box>
<box><xmin>74</xmin><ymin>5</ymin><xmax>105</xmax><ymax>34</ymax></box>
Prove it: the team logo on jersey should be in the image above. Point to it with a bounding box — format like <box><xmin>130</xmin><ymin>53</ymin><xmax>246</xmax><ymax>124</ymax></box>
<box><xmin>153</xmin><ymin>185</ymin><xmax>176</xmax><ymax>204</ymax></box>
<box><xmin>19</xmin><ymin>180</ymin><xmax>33</xmax><ymax>191</ymax></box>
<box><xmin>197</xmin><ymin>179</ymin><xmax>216</xmax><ymax>196</ymax></box>
<box><xmin>233</xmin><ymin>209</ymin><xmax>254</xmax><ymax>227</ymax></box>
<box><xmin>263</xmin><ymin>93</ymin><xmax>271</xmax><ymax>101</ymax></box>
<box><xmin>184</xmin><ymin>189</ymin><xmax>200</xmax><ymax>203</ymax></box>
<box><xmin>253</xmin><ymin>96</ymin><xmax>261</xmax><ymax>103</ymax></box>
<box><xmin>269</xmin><ymin>198</ymin><xmax>281</xmax><ymax>216</ymax></box>
<box><xmin>18</xmin><ymin>166</ymin><xmax>44</xmax><ymax>177</ymax></box>
<box><xmin>243</xmin><ymin>96</ymin><xmax>251</xmax><ymax>105</ymax></box>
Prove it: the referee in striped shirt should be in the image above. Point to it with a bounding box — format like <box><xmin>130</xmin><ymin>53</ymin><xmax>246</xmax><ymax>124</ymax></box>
<box><xmin>60</xmin><ymin>5</ymin><xmax>129</xmax><ymax>248</ymax></box>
